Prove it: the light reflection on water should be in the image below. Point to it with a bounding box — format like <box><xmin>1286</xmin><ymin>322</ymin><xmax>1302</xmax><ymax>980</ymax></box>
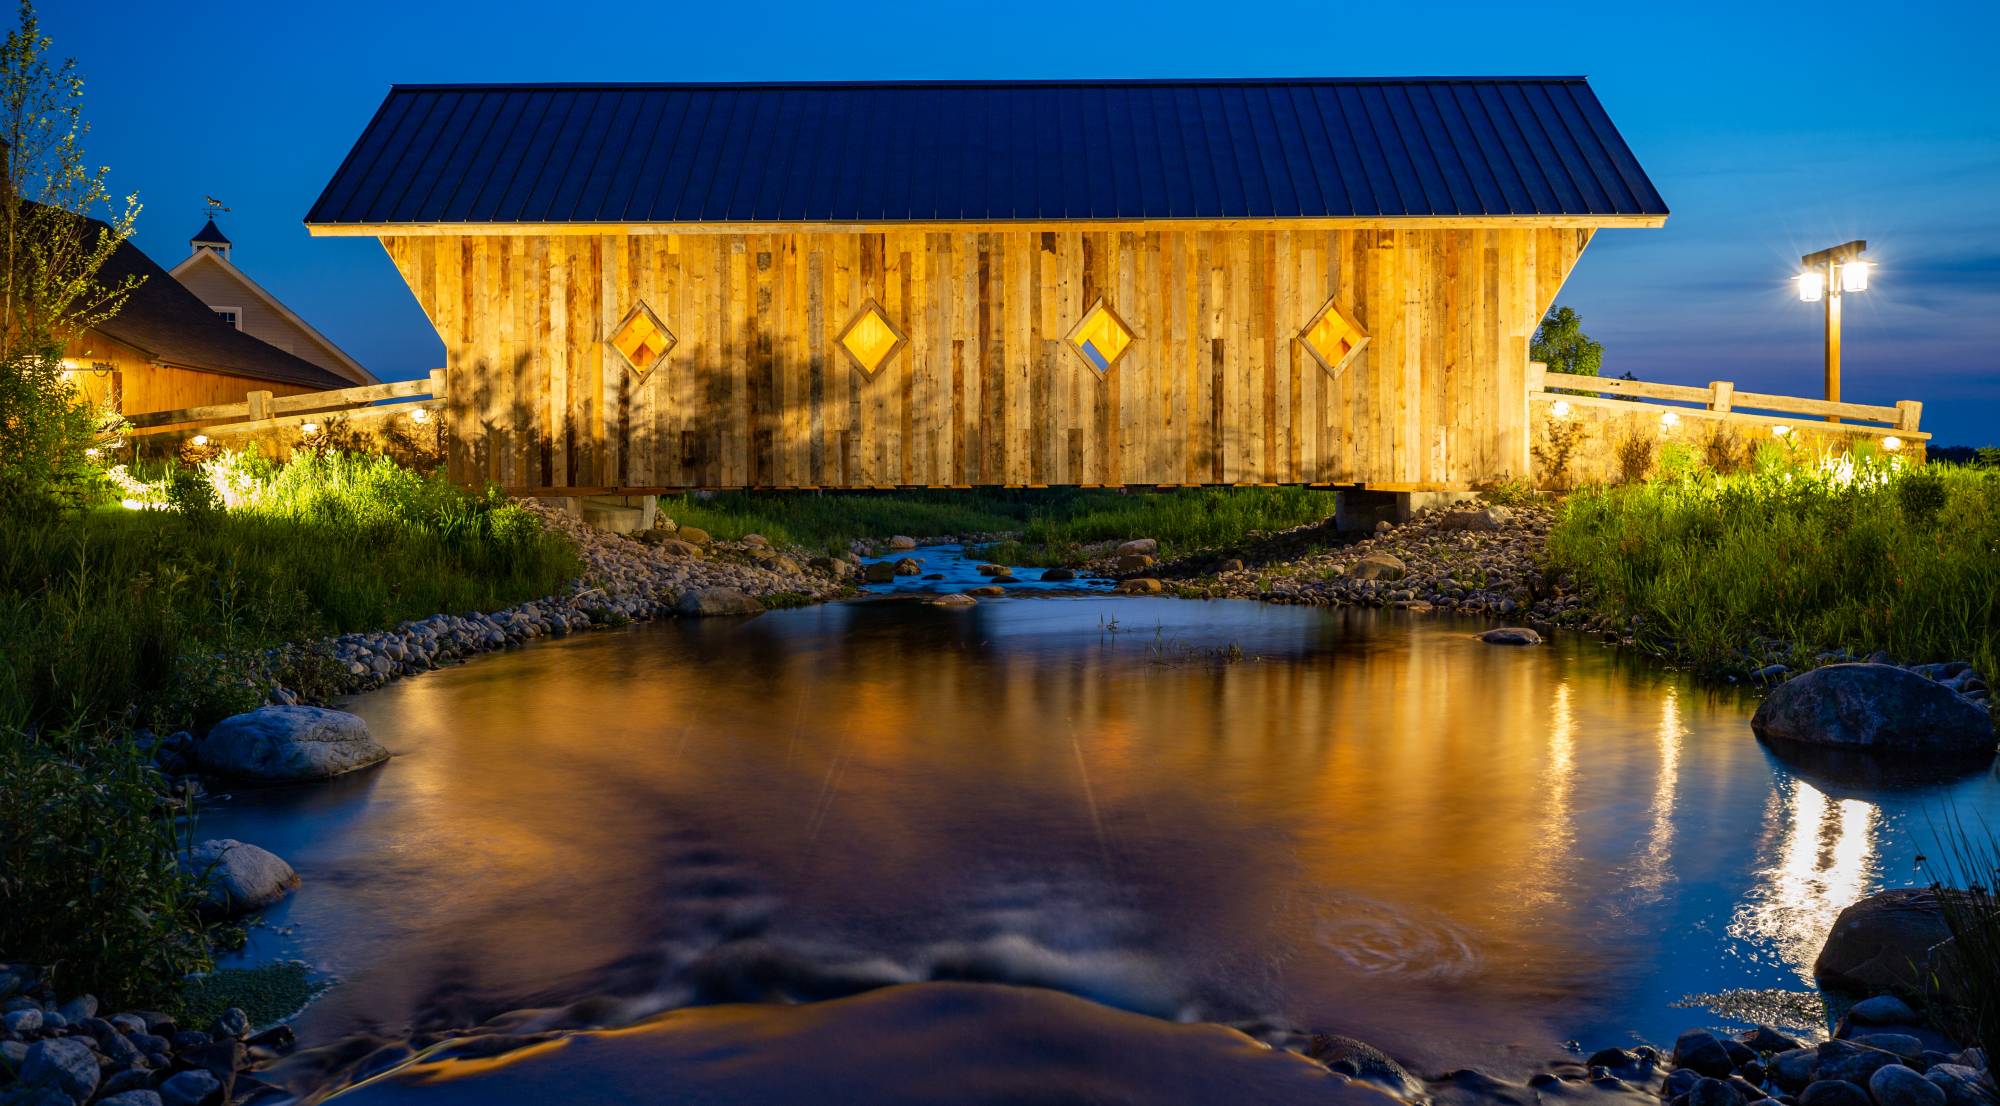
<box><xmin>199</xmin><ymin>598</ymin><xmax>1996</xmax><ymax>1075</ymax></box>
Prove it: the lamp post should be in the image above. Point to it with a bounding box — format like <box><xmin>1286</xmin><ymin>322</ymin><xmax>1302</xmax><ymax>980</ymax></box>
<box><xmin>1796</xmin><ymin>240</ymin><xmax>1870</xmax><ymax>422</ymax></box>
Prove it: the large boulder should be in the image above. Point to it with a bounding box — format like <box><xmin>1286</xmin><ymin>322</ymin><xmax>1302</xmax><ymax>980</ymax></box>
<box><xmin>1115</xmin><ymin>538</ymin><xmax>1159</xmax><ymax>558</ymax></box>
<box><xmin>18</xmin><ymin>1037</ymin><xmax>101</xmax><ymax>1102</ymax></box>
<box><xmin>863</xmin><ymin>562</ymin><xmax>898</xmax><ymax>583</ymax></box>
<box><xmin>1752</xmin><ymin>664</ymin><xmax>1994</xmax><ymax>756</ymax></box>
<box><xmin>1478</xmin><ymin>627</ymin><xmax>1542</xmax><ymax>646</ymax></box>
<box><xmin>1114</xmin><ymin>578</ymin><xmax>1164</xmax><ymax>595</ymax></box>
<box><xmin>1815</xmin><ymin>888</ymin><xmax>1953</xmax><ymax>995</ymax></box>
<box><xmin>1438</xmin><ymin>506</ymin><xmax>1512</xmax><ymax>531</ymax></box>
<box><xmin>675</xmin><ymin>526</ymin><xmax>712</xmax><ymax>546</ymax></box>
<box><xmin>1345</xmin><ymin>553</ymin><xmax>1406</xmax><ymax>582</ymax></box>
<box><xmin>675</xmin><ymin>588</ymin><xmax>764</xmax><ymax>617</ymax></box>
<box><xmin>1115</xmin><ymin>554</ymin><xmax>1156</xmax><ymax>574</ymax></box>
<box><xmin>1302</xmin><ymin>1034</ymin><xmax>1423</xmax><ymax>1099</ymax></box>
<box><xmin>886</xmin><ymin>535</ymin><xmax>918</xmax><ymax>551</ymax></box>
<box><xmin>181</xmin><ymin>839</ymin><xmax>300</xmax><ymax>918</ymax></box>
<box><xmin>198</xmin><ymin>707</ymin><xmax>388</xmax><ymax>782</ymax></box>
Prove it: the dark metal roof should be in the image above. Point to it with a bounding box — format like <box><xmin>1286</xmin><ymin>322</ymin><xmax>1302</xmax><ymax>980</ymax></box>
<box><xmin>306</xmin><ymin>78</ymin><xmax>1667</xmax><ymax>225</ymax></box>
<box><xmin>89</xmin><ymin>224</ymin><xmax>352</xmax><ymax>391</ymax></box>
<box><xmin>190</xmin><ymin>217</ymin><xmax>231</xmax><ymax>245</ymax></box>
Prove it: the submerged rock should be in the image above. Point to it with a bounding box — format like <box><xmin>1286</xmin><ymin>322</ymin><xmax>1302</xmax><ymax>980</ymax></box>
<box><xmin>198</xmin><ymin>706</ymin><xmax>388</xmax><ymax>782</ymax></box>
<box><xmin>928</xmin><ymin>594</ymin><xmax>977</xmax><ymax>608</ymax></box>
<box><xmin>1752</xmin><ymin>664</ymin><xmax>1995</xmax><ymax>756</ymax></box>
<box><xmin>676</xmin><ymin>588</ymin><xmax>765</xmax><ymax>618</ymax></box>
<box><xmin>863</xmin><ymin>562</ymin><xmax>898</xmax><ymax>583</ymax></box>
<box><xmin>1039</xmin><ymin>568</ymin><xmax>1076</xmax><ymax>582</ymax></box>
<box><xmin>1114</xmin><ymin>578</ymin><xmax>1164</xmax><ymax>595</ymax></box>
<box><xmin>1478</xmin><ymin>627</ymin><xmax>1542</xmax><ymax>646</ymax></box>
<box><xmin>181</xmin><ymin>839</ymin><xmax>300</xmax><ymax>918</ymax></box>
<box><xmin>1303</xmin><ymin>1034</ymin><xmax>1424</xmax><ymax>1099</ymax></box>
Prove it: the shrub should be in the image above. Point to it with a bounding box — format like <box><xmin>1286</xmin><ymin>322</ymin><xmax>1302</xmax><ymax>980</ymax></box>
<box><xmin>1614</xmin><ymin>430</ymin><xmax>1656</xmax><ymax>484</ymax></box>
<box><xmin>1920</xmin><ymin>813</ymin><xmax>2000</xmax><ymax>1056</ymax></box>
<box><xmin>0</xmin><ymin>724</ymin><xmax>212</xmax><ymax>1006</ymax></box>
<box><xmin>0</xmin><ymin>346</ymin><xmax>109</xmax><ymax>517</ymax></box>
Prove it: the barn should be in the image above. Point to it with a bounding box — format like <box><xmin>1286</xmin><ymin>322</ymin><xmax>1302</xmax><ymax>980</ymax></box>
<box><xmin>305</xmin><ymin>78</ymin><xmax>1666</xmax><ymax>495</ymax></box>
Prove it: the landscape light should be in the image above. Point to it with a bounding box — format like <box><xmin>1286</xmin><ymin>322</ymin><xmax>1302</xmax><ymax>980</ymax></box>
<box><xmin>1772</xmin><ymin>424</ymin><xmax>1793</xmax><ymax>438</ymax></box>
<box><xmin>410</xmin><ymin>408</ymin><xmax>431</xmax><ymax>424</ymax></box>
<box><xmin>120</xmin><ymin>498</ymin><xmax>143</xmax><ymax>510</ymax></box>
<box><xmin>1840</xmin><ymin>261</ymin><xmax>1871</xmax><ymax>293</ymax></box>
<box><xmin>1796</xmin><ymin>271</ymin><xmax>1825</xmax><ymax>303</ymax></box>
<box><xmin>300</xmin><ymin>422</ymin><xmax>321</xmax><ymax>435</ymax></box>
<box><xmin>192</xmin><ymin>434</ymin><xmax>209</xmax><ymax>446</ymax></box>
<box><xmin>1549</xmin><ymin>400</ymin><xmax>1572</xmax><ymax>419</ymax></box>
<box><xmin>84</xmin><ymin>447</ymin><xmax>99</xmax><ymax>458</ymax></box>
<box><xmin>1659</xmin><ymin>411</ymin><xmax>1681</xmax><ymax>429</ymax></box>
<box><xmin>1881</xmin><ymin>436</ymin><xmax>1903</xmax><ymax>452</ymax></box>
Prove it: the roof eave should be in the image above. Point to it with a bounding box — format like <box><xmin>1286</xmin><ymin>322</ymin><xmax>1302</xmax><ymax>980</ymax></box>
<box><xmin>306</xmin><ymin>213</ymin><xmax>1669</xmax><ymax>237</ymax></box>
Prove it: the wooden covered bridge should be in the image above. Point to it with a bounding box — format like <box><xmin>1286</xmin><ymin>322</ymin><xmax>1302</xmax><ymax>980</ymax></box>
<box><xmin>305</xmin><ymin>77</ymin><xmax>1670</xmax><ymax>494</ymax></box>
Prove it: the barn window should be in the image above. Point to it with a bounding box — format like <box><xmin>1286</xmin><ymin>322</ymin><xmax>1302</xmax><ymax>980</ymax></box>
<box><xmin>1065</xmin><ymin>299</ymin><xmax>1135</xmax><ymax>377</ymax></box>
<box><xmin>608</xmin><ymin>301</ymin><xmax>676</xmax><ymax>383</ymax></box>
<box><xmin>1299</xmin><ymin>295</ymin><xmax>1370</xmax><ymax>379</ymax></box>
<box><xmin>836</xmin><ymin>300</ymin><xmax>906</xmax><ymax>378</ymax></box>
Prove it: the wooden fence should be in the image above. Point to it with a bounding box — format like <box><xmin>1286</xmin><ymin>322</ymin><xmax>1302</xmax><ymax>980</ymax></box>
<box><xmin>124</xmin><ymin>370</ymin><xmax>447</xmax><ymax>438</ymax></box>
<box><xmin>1532</xmin><ymin>367</ymin><xmax>1925</xmax><ymax>435</ymax></box>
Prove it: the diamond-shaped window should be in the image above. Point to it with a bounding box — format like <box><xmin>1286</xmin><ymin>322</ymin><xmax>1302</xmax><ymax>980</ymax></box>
<box><xmin>1065</xmin><ymin>299</ymin><xmax>1135</xmax><ymax>377</ymax></box>
<box><xmin>836</xmin><ymin>299</ymin><xmax>906</xmax><ymax>378</ymax></box>
<box><xmin>608</xmin><ymin>302</ymin><xmax>675</xmax><ymax>383</ymax></box>
<box><xmin>1299</xmin><ymin>295</ymin><xmax>1370</xmax><ymax>379</ymax></box>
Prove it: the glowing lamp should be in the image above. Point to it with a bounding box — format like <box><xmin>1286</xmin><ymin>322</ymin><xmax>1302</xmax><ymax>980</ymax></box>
<box><xmin>1772</xmin><ymin>424</ymin><xmax>1793</xmax><ymax>438</ymax></box>
<box><xmin>1549</xmin><ymin>400</ymin><xmax>1572</xmax><ymax>419</ymax></box>
<box><xmin>300</xmin><ymin>422</ymin><xmax>321</xmax><ymax>435</ymax></box>
<box><xmin>1659</xmin><ymin>411</ymin><xmax>1681</xmax><ymax>429</ymax></box>
<box><xmin>120</xmin><ymin>498</ymin><xmax>143</xmax><ymax>510</ymax></box>
<box><xmin>410</xmin><ymin>408</ymin><xmax>431</xmax><ymax>424</ymax></box>
<box><xmin>1840</xmin><ymin>261</ymin><xmax>1871</xmax><ymax>293</ymax></box>
<box><xmin>83</xmin><ymin>447</ymin><xmax>99</xmax><ymax>458</ymax></box>
<box><xmin>1881</xmin><ymin>436</ymin><xmax>1903</xmax><ymax>452</ymax></box>
<box><xmin>1796</xmin><ymin>271</ymin><xmax>1825</xmax><ymax>302</ymax></box>
<box><xmin>191</xmin><ymin>434</ymin><xmax>210</xmax><ymax>447</ymax></box>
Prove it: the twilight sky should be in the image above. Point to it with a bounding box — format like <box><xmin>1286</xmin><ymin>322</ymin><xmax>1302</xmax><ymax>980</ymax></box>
<box><xmin>51</xmin><ymin>0</ymin><xmax>1999</xmax><ymax>445</ymax></box>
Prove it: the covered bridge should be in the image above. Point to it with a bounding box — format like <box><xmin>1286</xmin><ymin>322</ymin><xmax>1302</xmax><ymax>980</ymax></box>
<box><xmin>306</xmin><ymin>78</ymin><xmax>1667</xmax><ymax>493</ymax></box>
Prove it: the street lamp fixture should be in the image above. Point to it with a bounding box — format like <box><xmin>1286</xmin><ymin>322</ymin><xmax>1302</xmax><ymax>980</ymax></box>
<box><xmin>1798</xmin><ymin>240</ymin><xmax>1869</xmax><ymax>421</ymax></box>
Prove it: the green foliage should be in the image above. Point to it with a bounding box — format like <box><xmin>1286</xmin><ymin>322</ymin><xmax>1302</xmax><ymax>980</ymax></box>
<box><xmin>1007</xmin><ymin>487</ymin><xmax>1331</xmax><ymax>563</ymax></box>
<box><xmin>1531</xmin><ymin>305</ymin><xmax>1604</xmax><ymax>378</ymax></box>
<box><xmin>1919</xmin><ymin>812</ymin><xmax>2000</xmax><ymax>1056</ymax></box>
<box><xmin>1654</xmin><ymin>441</ymin><xmax>1703</xmax><ymax>482</ymax></box>
<box><xmin>657</xmin><ymin>490</ymin><xmax>1021</xmax><ymax>553</ymax></box>
<box><xmin>0</xmin><ymin>451</ymin><xmax>579</xmax><ymax>730</ymax></box>
<box><xmin>173</xmin><ymin>962</ymin><xmax>320</xmax><ymax>1031</ymax></box>
<box><xmin>0</xmin><ymin>724</ymin><xmax>212</xmax><ymax>1006</ymax></box>
<box><xmin>0</xmin><ymin>345</ymin><xmax>107</xmax><ymax>516</ymax></box>
<box><xmin>1548</xmin><ymin>457</ymin><xmax>2000</xmax><ymax>679</ymax></box>
<box><xmin>1478</xmin><ymin>480</ymin><xmax>1543</xmax><ymax>507</ymax></box>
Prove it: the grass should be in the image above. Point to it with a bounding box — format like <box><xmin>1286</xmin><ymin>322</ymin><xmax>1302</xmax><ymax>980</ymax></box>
<box><xmin>983</xmin><ymin>487</ymin><xmax>1337</xmax><ymax>565</ymax></box>
<box><xmin>1920</xmin><ymin>812</ymin><xmax>2000</xmax><ymax>1056</ymax></box>
<box><xmin>656</xmin><ymin>490</ymin><xmax>1023</xmax><ymax>552</ymax></box>
<box><xmin>1547</xmin><ymin>454</ymin><xmax>2000</xmax><ymax>679</ymax></box>
<box><xmin>174</xmin><ymin>962</ymin><xmax>322</xmax><ymax>1031</ymax></box>
<box><xmin>1</xmin><ymin>450</ymin><xmax>580</xmax><ymax>732</ymax></box>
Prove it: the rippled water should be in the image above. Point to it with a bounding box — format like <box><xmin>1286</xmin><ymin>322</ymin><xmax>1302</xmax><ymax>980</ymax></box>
<box><xmin>202</xmin><ymin>597</ymin><xmax>2000</xmax><ymax>1085</ymax></box>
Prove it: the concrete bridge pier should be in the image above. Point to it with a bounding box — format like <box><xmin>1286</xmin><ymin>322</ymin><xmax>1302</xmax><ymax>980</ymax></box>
<box><xmin>1335</xmin><ymin>489</ymin><xmax>1479</xmax><ymax>533</ymax></box>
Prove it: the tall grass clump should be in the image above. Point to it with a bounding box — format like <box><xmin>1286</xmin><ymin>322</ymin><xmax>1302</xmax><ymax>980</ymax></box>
<box><xmin>0</xmin><ymin>724</ymin><xmax>213</xmax><ymax>1005</ymax></box>
<box><xmin>1920</xmin><ymin>813</ymin><xmax>2000</xmax><ymax>1055</ymax></box>
<box><xmin>1</xmin><ymin>451</ymin><xmax>579</xmax><ymax>731</ymax></box>
<box><xmin>1548</xmin><ymin>453</ymin><xmax>2000</xmax><ymax>677</ymax></box>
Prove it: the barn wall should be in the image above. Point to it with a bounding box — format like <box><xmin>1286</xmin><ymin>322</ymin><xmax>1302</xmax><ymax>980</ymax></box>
<box><xmin>383</xmin><ymin>226</ymin><xmax>1590</xmax><ymax>491</ymax></box>
<box><xmin>63</xmin><ymin>330</ymin><xmax>318</xmax><ymax>415</ymax></box>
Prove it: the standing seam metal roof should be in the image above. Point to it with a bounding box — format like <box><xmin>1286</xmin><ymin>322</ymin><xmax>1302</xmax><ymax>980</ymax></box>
<box><xmin>306</xmin><ymin>78</ymin><xmax>1667</xmax><ymax>226</ymax></box>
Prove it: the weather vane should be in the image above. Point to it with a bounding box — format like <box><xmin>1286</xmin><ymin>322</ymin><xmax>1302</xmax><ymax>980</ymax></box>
<box><xmin>204</xmin><ymin>195</ymin><xmax>230</xmax><ymax>219</ymax></box>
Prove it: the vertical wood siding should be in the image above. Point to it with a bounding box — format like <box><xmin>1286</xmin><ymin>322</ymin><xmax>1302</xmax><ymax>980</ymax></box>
<box><xmin>383</xmin><ymin>226</ymin><xmax>1588</xmax><ymax>490</ymax></box>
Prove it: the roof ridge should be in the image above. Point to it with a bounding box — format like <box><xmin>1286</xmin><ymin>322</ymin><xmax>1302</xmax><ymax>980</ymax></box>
<box><xmin>387</xmin><ymin>77</ymin><xmax>1594</xmax><ymax>93</ymax></box>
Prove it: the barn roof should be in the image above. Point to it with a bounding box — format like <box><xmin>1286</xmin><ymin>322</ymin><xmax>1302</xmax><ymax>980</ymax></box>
<box><xmin>305</xmin><ymin>78</ymin><xmax>1667</xmax><ymax>228</ymax></box>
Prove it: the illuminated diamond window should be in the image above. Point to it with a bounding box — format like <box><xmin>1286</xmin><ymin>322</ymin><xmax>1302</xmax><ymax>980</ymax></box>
<box><xmin>608</xmin><ymin>301</ymin><xmax>675</xmax><ymax>383</ymax></box>
<box><xmin>1065</xmin><ymin>299</ymin><xmax>1135</xmax><ymax>377</ymax></box>
<box><xmin>1299</xmin><ymin>295</ymin><xmax>1370</xmax><ymax>379</ymax></box>
<box><xmin>836</xmin><ymin>299</ymin><xmax>906</xmax><ymax>378</ymax></box>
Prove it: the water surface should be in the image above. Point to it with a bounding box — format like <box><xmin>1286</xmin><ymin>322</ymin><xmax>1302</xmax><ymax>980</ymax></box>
<box><xmin>203</xmin><ymin>597</ymin><xmax>2000</xmax><ymax>1079</ymax></box>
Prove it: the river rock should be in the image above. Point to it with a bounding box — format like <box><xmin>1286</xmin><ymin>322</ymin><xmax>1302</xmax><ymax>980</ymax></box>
<box><xmin>1849</xmin><ymin>995</ymin><xmax>1921</xmax><ymax>1026</ymax></box>
<box><xmin>651</xmin><ymin>538</ymin><xmax>705</xmax><ymax>559</ymax></box>
<box><xmin>1800</xmin><ymin>1080</ymin><xmax>1873</xmax><ymax>1106</ymax></box>
<box><xmin>1115</xmin><ymin>538</ymin><xmax>1159</xmax><ymax>557</ymax></box>
<box><xmin>1439</xmin><ymin>507</ymin><xmax>1512</xmax><ymax>531</ymax></box>
<box><xmin>1114</xmin><ymin>578</ymin><xmax>1163</xmax><ymax>595</ymax></box>
<box><xmin>1479</xmin><ymin>627</ymin><xmax>1542</xmax><ymax>646</ymax></box>
<box><xmin>1039</xmin><ymin>568</ymin><xmax>1076</xmax><ymax>582</ymax></box>
<box><xmin>975</xmin><ymin>563</ymin><xmax>1012</xmax><ymax>576</ymax></box>
<box><xmin>1751</xmin><ymin>664</ymin><xmax>1995</xmax><ymax>755</ymax></box>
<box><xmin>159</xmin><ymin>1069</ymin><xmax>223</xmax><ymax>1106</ymax></box>
<box><xmin>181</xmin><ymin>839</ymin><xmax>300</xmax><ymax>917</ymax></box>
<box><xmin>863</xmin><ymin>562</ymin><xmax>898</xmax><ymax>583</ymax></box>
<box><xmin>197</xmin><ymin>707</ymin><xmax>388</xmax><ymax>782</ymax></box>
<box><xmin>676</xmin><ymin>526</ymin><xmax>712</xmax><ymax>545</ymax></box>
<box><xmin>1116</xmin><ymin>554</ymin><xmax>1156</xmax><ymax>573</ymax></box>
<box><xmin>892</xmin><ymin>558</ymin><xmax>921</xmax><ymax>576</ymax></box>
<box><xmin>100</xmin><ymin>1092</ymin><xmax>166</xmax><ymax>1106</ymax></box>
<box><xmin>1872</xmin><ymin>1065</ymin><xmax>1949</xmax><ymax>1106</ymax></box>
<box><xmin>1814</xmin><ymin>888</ymin><xmax>1952</xmax><ymax>995</ymax></box>
<box><xmin>928</xmin><ymin>593</ymin><xmax>977</xmax><ymax>608</ymax></box>
<box><xmin>1770</xmin><ymin>1049</ymin><xmax>1819</xmax><ymax>1091</ymax></box>
<box><xmin>19</xmin><ymin>1037</ymin><xmax>100</xmax><ymax>1102</ymax></box>
<box><xmin>1926</xmin><ymin>1064</ymin><xmax>1998</xmax><ymax>1106</ymax></box>
<box><xmin>1688</xmin><ymin>1076</ymin><xmax>1747</xmax><ymax>1106</ymax></box>
<box><xmin>887</xmin><ymin>535</ymin><xmax>918</xmax><ymax>550</ymax></box>
<box><xmin>740</xmin><ymin>533</ymin><xmax>769</xmax><ymax>548</ymax></box>
<box><xmin>3</xmin><ymin>1007</ymin><xmax>43</xmax><ymax>1033</ymax></box>
<box><xmin>676</xmin><ymin>588</ymin><xmax>764</xmax><ymax>617</ymax></box>
<box><xmin>1816</xmin><ymin>1040</ymin><xmax>1902</xmax><ymax>1086</ymax></box>
<box><xmin>1345</xmin><ymin>553</ymin><xmax>1406</xmax><ymax>582</ymax></box>
<box><xmin>1303</xmin><ymin>1034</ymin><xmax>1424</xmax><ymax>1099</ymax></box>
<box><xmin>1675</xmin><ymin>1030</ymin><xmax>1737</xmax><ymax>1078</ymax></box>
<box><xmin>967</xmin><ymin>586</ymin><xmax>1005</xmax><ymax>597</ymax></box>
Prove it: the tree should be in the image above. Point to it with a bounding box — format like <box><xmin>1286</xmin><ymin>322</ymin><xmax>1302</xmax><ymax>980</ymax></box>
<box><xmin>1531</xmin><ymin>305</ymin><xmax>1603</xmax><ymax>379</ymax></box>
<box><xmin>0</xmin><ymin>0</ymin><xmax>138</xmax><ymax>516</ymax></box>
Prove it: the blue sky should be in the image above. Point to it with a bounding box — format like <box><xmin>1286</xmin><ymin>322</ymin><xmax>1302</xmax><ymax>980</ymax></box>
<box><xmin>53</xmin><ymin>0</ymin><xmax>1999</xmax><ymax>444</ymax></box>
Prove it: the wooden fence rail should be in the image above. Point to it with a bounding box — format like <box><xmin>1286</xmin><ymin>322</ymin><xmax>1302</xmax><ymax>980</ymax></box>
<box><xmin>124</xmin><ymin>370</ymin><xmax>448</xmax><ymax>433</ymax></box>
<box><xmin>1536</xmin><ymin>369</ymin><xmax>1923</xmax><ymax>434</ymax></box>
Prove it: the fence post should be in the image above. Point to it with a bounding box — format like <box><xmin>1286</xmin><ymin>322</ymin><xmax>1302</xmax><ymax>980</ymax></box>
<box><xmin>1895</xmin><ymin>400</ymin><xmax>1923</xmax><ymax>433</ymax></box>
<box><xmin>428</xmin><ymin>368</ymin><xmax>447</xmax><ymax>399</ymax></box>
<box><xmin>1707</xmin><ymin>381</ymin><xmax>1734</xmax><ymax>413</ymax></box>
<box><xmin>246</xmin><ymin>390</ymin><xmax>272</xmax><ymax>422</ymax></box>
<box><xmin>1527</xmin><ymin>361</ymin><xmax>1547</xmax><ymax>393</ymax></box>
